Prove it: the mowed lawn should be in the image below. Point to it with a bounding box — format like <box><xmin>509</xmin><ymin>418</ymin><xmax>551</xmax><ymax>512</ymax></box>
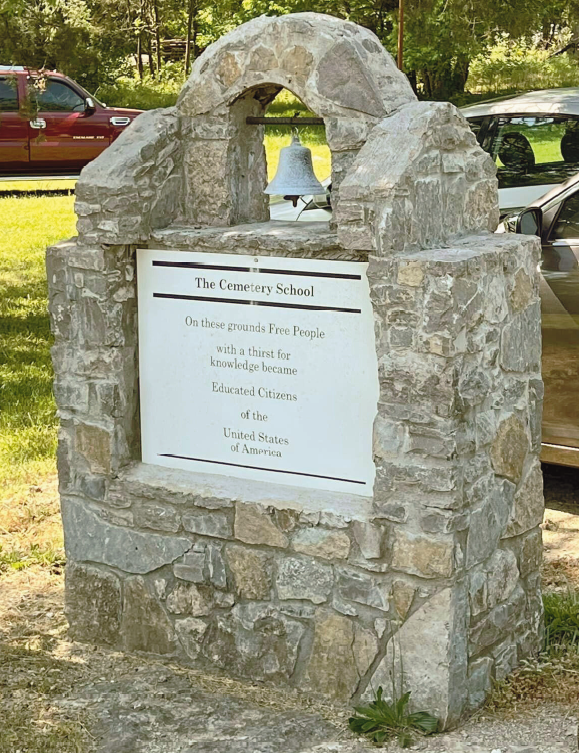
<box><xmin>0</xmin><ymin>188</ymin><xmax>76</xmax><ymax>566</ymax></box>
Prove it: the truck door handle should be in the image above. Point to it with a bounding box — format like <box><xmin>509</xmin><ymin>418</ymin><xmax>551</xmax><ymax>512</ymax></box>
<box><xmin>30</xmin><ymin>118</ymin><xmax>46</xmax><ymax>129</ymax></box>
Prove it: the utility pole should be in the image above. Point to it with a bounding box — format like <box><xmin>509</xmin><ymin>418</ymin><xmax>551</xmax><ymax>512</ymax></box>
<box><xmin>397</xmin><ymin>0</ymin><xmax>404</xmax><ymax>70</ymax></box>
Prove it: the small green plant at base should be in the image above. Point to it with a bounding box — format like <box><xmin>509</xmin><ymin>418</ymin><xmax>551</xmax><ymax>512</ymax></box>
<box><xmin>348</xmin><ymin>687</ymin><xmax>439</xmax><ymax>748</ymax></box>
<box><xmin>543</xmin><ymin>589</ymin><xmax>579</xmax><ymax>650</ymax></box>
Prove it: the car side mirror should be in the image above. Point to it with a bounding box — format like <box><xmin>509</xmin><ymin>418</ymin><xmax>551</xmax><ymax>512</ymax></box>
<box><xmin>516</xmin><ymin>207</ymin><xmax>542</xmax><ymax>237</ymax></box>
<box><xmin>84</xmin><ymin>96</ymin><xmax>96</xmax><ymax>116</ymax></box>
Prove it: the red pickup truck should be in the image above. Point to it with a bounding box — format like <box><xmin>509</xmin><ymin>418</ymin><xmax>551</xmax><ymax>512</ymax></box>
<box><xmin>0</xmin><ymin>66</ymin><xmax>141</xmax><ymax>177</ymax></box>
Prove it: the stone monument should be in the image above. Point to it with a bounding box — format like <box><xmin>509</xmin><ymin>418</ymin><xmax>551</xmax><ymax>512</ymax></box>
<box><xmin>47</xmin><ymin>13</ymin><xmax>544</xmax><ymax>728</ymax></box>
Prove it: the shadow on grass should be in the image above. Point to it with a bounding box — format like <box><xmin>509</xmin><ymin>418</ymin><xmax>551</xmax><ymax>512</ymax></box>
<box><xmin>0</xmin><ymin>569</ymin><xmax>94</xmax><ymax>752</ymax></box>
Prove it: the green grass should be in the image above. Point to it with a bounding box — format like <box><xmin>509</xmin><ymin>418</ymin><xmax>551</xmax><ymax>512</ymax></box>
<box><xmin>0</xmin><ymin>188</ymin><xmax>76</xmax><ymax>493</ymax></box>
<box><xmin>544</xmin><ymin>588</ymin><xmax>579</xmax><ymax>649</ymax></box>
<box><xmin>485</xmin><ymin>583</ymin><xmax>579</xmax><ymax>712</ymax></box>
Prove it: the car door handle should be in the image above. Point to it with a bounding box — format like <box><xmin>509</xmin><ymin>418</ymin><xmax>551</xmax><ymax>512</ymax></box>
<box><xmin>110</xmin><ymin>116</ymin><xmax>131</xmax><ymax>126</ymax></box>
<box><xmin>30</xmin><ymin>118</ymin><xmax>46</xmax><ymax>129</ymax></box>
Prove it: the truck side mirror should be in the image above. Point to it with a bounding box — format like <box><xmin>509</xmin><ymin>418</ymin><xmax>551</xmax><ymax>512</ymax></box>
<box><xmin>84</xmin><ymin>96</ymin><xmax>96</xmax><ymax>116</ymax></box>
<box><xmin>516</xmin><ymin>207</ymin><xmax>542</xmax><ymax>237</ymax></box>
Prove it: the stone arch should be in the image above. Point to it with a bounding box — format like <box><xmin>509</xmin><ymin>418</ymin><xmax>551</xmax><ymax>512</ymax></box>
<box><xmin>177</xmin><ymin>12</ymin><xmax>416</xmax><ymax>226</ymax></box>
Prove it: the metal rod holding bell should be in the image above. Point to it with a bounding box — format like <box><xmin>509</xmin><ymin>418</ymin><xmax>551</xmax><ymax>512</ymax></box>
<box><xmin>264</xmin><ymin>129</ymin><xmax>324</xmax><ymax>207</ymax></box>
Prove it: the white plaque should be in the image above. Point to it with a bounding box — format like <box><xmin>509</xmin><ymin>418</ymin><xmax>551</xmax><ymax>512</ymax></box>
<box><xmin>137</xmin><ymin>249</ymin><xmax>379</xmax><ymax>495</ymax></box>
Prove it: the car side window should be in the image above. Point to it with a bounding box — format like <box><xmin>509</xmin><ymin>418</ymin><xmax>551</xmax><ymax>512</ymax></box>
<box><xmin>489</xmin><ymin>116</ymin><xmax>579</xmax><ymax>190</ymax></box>
<box><xmin>36</xmin><ymin>80</ymin><xmax>85</xmax><ymax>113</ymax></box>
<box><xmin>0</xmin><ymin>77</ymin><xmax>18</xmax><ymax>111</ymax></box>
<box><xmin>551</xmin><ymin>194</ymin><xmax>579</xmax><ymax>240</ymax></box>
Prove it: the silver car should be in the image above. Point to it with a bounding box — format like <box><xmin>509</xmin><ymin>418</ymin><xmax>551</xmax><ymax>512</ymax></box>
<box><xmin>271</xmin><ymin>87</ymin><xmax>579</xmax><ymax>220</ymax></box>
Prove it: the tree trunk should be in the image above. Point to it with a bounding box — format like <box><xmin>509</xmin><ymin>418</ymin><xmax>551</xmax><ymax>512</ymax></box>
<box><xmin>136</xmin><ymin>34</ymin><xmax>143</xmax><ymax>80</ymax></box>
<box><xmin>153</xmin><ymin>0</ymin><xmax>162</xmax><ymax>76</ymax></box>
<box><xmin>148</xmin><ymin>38</ymin><xmax>155</xmax><ymax>77</ymax></box>
<box><xmin>185</xmin><ymin>0</ymin><xmax>194</xmax><ymax>76</ymax></box>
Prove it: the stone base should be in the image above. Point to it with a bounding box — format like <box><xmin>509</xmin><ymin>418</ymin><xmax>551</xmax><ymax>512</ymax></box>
<box><xmin>62</xmin><ymin>463</ymin><xmax>542</xmax><ymax>729</ymax></box>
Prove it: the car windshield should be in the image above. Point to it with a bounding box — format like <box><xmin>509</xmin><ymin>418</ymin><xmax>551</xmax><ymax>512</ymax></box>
<box><xmin>489</xmin><ymin>115</ymin><xmax>579</xmax><ymax>189</ymax></box>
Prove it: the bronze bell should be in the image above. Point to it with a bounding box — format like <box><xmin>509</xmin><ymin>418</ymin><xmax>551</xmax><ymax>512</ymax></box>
<box><xmin>265</xmin><ymin>131</ymin><xmax>324</xmax><ymax>207</ymax></box>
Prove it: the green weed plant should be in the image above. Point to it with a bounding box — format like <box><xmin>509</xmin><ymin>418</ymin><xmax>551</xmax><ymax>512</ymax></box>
<box><xmin>349</xmin><ymin>687</ymin><xmax>439</xmax><ymax>748</ymax></box>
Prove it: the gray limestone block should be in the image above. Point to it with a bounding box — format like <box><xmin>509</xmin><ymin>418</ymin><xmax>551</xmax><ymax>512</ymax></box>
<box><xmin>65</xmin><ymin>561</ymin><xmax>122</xmax><ymax>645</ymax></box>
<box><xmin>135</xmin><ymin>502</ymin><xmax>181</xmax><ymax>533</ymax></box>
<box><xmin>469</xmin><ymin>585</ymin><xmax>526</xmax><ymax>654</ymax></box>
<box><xmin>504</xmin><ymin>460</ymin><xmax>544</xmax><ymax>537</ymax></box>
<box><xmin>291</xmin><ymin>528</ymin><xmax>351</xmax><ymax>560</ymax></box>
<box><xmin>467</xmin><ymin>656</ymin><xmax>493</xmax><ymax>709</ymax></box>
<box><xmin>182</xmin><ymin>510</ymin><xmax>232</xmax><ymax>539</ymax></box>
<box><xmin>469</xmin><ymin>548</ymin><xmax>520</xmax><ymax>617</ymax></box>
<box><xmin>335</xmin><ymin>568</ymin><xmax>389</xmax><ymax>612</ymax></box>
<box><xmin>500</xmin><ymin>301</ymin><xmax>542</xmax><ymax>373</ymax></box>
<box><xmin>276</xmin><ymin>556</ymin><xmax>333</xmax><ymax>604</ymax></box>
<box><xmin>166</xmin><ymin>582</ymin><xmax>214</xmax><ymax>616</ymax></box>
<box><xmin>364</xmin><ymin>587</ymin><xmax>468</xmax><ymax>728</ymax></box>
<box><xmin>466</xmin><ymin>479</ymin><xmax>514</xmax><ymax>569</ymax></box>
<box><xmin>175</xmin><ymin>617</ymin><xmax>208</xmax><ymax>660</ymax></box>
<box><xmin>61</xmin><ymin>497</ymin><xmax>192</xmax><ymax>574</ymax></box>
<box><xmin>201</xmin><ymin>603</ymin><xmax>304</xmax><ymax>682</ymax></box>
<box><xmin>303</xmin><ymin>610</ymin><xmax>366</xmax><ymax>701</ymax></box>
<box><xmin>226</xmin><ymin>544</ymin><xmax>271</xmax><ymax>599</ymax></box>
<box><xmin>121</xmin><ymin>576</ymin><xmax>177</xmax><ymax>654</ymax></box>
<box><xmin>391</xmin><ymin>528</ymin><xmax>455</xmax><ymax>579</ymax></box>
<box><xmin>490</xmin><ymin>415</ymin><xmax>529</xmax><ymax>483</ymax></box>
<box><xmin>207</xmin><ymin>543</ymin><xmax>227</xmax><ymax>588</ymax></box>
<box><xmin>173</xmin><ymin>551</ymin><xmax>206</xmax><ymax>583</ymax></box>
<box><xmin>519</xmin><ymin>528</ymin><xmax>543</xmax><ymax>578</ymax></box>
<box><xmin>234</xmin><ymin>502</ymin><xmax>288</xmax><ymax>548</ymax></box>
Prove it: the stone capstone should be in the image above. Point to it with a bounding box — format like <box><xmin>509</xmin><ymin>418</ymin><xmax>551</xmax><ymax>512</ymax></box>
<box><xmin>61</xmin><ymin>497</ymin><xmax>192</xmax><ymax>574</ymax></box>
<box><xmin>121</xmin><ymin>577</ymin><xmax>176</xmax><ymax>654</ymax></box>
<box><xmin>65</xmin><ymin>562</ymin><xmax>121</xmax><ymax>644</ymax></box>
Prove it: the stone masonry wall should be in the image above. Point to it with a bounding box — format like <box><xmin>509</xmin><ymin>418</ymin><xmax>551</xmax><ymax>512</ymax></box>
<box><xmin>47</xmin><ymin>12</ymin><xmax>544</xmax><ymax>730</ymax></box>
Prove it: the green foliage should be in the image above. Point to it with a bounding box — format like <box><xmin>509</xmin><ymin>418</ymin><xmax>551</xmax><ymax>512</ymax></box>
<box><xmin>544</xmin><ymin>588</ymin><xmax>579</xmax><ymax>649</ymax></box>
<box><xmin>468</xmin><ymin>38</ymin><xmax>579</xmax><ymax>94</ymax></box>
<box><xmin>348</xmin><ymin>687</ymin><xmax>439</xmax><ymax>748</ymax></box>
<box><xmin>97</xmin><ymin>69</ymin><xmax>184</xmax><ymax>110</ymax></box>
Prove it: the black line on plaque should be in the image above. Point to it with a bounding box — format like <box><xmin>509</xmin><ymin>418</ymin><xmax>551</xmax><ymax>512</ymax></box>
<box><xmin>158</xmin><ymin>453</ymin><xmax>366</xmax><ymax>485</ymax></box>
<box><xmin>152</xmin><ymin>259</ymin><xmax>361</xmax><ymax>280</ymax></box>
<box><xmin>152</xmin><ymin>292</ymin><xmax>361</xmax><ymax>314</ymax></box>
